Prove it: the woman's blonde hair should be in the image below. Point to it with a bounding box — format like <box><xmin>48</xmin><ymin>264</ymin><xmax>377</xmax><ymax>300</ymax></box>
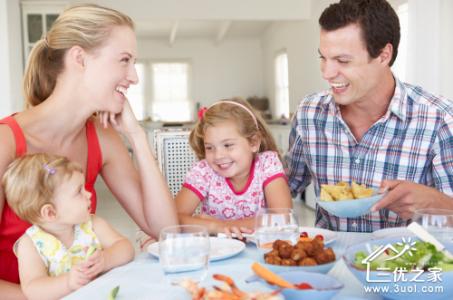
<box><xmin>2</xmin><ymin>153</ymin><xmax>83</xmax><ymax>224</ymax></box>
<box><xmin>189</xmin><ymin>97</ymin><xmax>279</xmax><ymax>160</ymax></box>
<box><xmin>23</xmin><ymin>4</ymin><xmax>134</xmax><ymax>107</ymax></box>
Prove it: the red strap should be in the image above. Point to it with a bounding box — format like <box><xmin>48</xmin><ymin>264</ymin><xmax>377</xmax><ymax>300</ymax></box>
<box><xmin>0</xmin><ymin>115</ymin><xmax>27</xmax><ymax>156</ymax></box>
<box><xmin>85</xmin><ymin>119</ymin><xmax>103</xmax><ymax>188</ymax></box>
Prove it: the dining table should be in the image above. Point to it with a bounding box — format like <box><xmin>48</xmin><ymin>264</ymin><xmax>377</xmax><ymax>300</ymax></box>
<box><xmin>64</xmin><ymin>232</ymin><xmax>383</xmax><ymax>300</ymax></box>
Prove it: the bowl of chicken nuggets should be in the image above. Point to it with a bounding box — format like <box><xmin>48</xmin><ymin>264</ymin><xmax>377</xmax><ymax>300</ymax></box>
<box><xmin>317</xmin><ymin>181</ymin><xmax>384</xmax><ymax>218</ymax></box>
<box><xmin>261</xmin><ymin>237</ymin><xmax>338</xmax><ymax>274</ymax></box>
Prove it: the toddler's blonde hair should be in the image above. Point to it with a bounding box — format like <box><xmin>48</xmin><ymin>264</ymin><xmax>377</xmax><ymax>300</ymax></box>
<box><xmin>2</xmin><ymin>153</ymin><xmax>83</xmax><ymax>224</ymax></box>
<box><xmin>189</xmin><ymin>97</ymin><xmax>279</xmax><ymax>160</ymax></box>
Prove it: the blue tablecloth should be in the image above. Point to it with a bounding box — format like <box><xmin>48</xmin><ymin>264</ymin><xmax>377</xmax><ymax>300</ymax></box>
<box><xmin>64</xmin><ymin>232</ymin><xmax>382</xmax><ymax>300</ymax></box>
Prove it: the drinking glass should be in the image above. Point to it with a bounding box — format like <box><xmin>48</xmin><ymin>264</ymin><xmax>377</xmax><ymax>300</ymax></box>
<box><xmin>412</xmin><ymin>208</ymin><xmax>453</xmax><ymax>244</ymax></box>
<box><xmin>254</xmin><ymin>208</ymin><xmax>299</xmax><ymax>250</ymax></box>
<box><xmin>159</xmin><ymin>225</ymin><xmax>210</xmax><ymax>285</ymax></box>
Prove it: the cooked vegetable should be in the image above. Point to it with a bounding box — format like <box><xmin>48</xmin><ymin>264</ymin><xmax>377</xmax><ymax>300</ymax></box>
<box><xmin>251</xmin><ymin>262</ymin><xmax>295</xmax><ymax>289</ymax></box>
<box><xmin>108</xmin><ymin>286</ymin><xmax>120</xmax><ymax>300</ymax></box>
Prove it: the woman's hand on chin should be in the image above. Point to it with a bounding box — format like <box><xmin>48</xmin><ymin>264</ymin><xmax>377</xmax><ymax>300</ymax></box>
<box><xmin>97</xmin><ymin>100</ymin><xmax>141</xmax><ymax>135</ymax></box>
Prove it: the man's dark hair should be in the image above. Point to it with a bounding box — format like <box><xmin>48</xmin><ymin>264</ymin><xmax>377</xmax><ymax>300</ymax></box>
<box><xmin>319</xmin><ymin>0</ymin><xmax>400</xmax><ymax>66</ymax></box>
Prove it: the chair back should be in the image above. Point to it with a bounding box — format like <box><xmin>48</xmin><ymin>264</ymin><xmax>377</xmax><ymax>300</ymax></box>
<box><xmin>153</xmin><ymin>128</ymin><xmax>198</xmax><ymax>196</ymax></box>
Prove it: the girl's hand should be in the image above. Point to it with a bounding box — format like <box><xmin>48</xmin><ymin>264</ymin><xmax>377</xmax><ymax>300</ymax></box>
<box><xmin>196</xmin><ymin>214</ymin><xmax>254</xmax><ymax>238</ymax></box>
<box><xmin>197</xmin><ymin>214</ymin><xmax>217</xmax><ymax>221</ymax></box>
<box><xmin>223</xmin><ymin>226</ymin><xmax>254</xmax><ymax>240</ymax></box>
<box><xmin>81</xmin><ymin>249</ymin><xmax>105</xmax><ymax>279</ymax></box>
<box><xmin>97</xmin><ymin>100</ymin><xmax>141</xmax><ymax>135</ymax></box>
<box><xmin>67</xmin><ymin>265</ymin><xmax>91</xmax><ymax>291</ymax></box>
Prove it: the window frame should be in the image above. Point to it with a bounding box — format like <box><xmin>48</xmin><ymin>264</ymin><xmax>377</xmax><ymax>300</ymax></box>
<box><xmin>391</xmin><ymin>0</ymin><xmax>409</xmax><ymax>82</ymax></box>
<box><xmin>274</xmin><ymin>49</ymin><xmax>290</xmax><ymax>119</ymax></box>
<box><xmin>128</xmin><ymin>59</ymin><xmax>193</xmax><ymax>122</ymax></box>
<box><xmin>149</xmin><ymin>59</ymin><xmax>193</xmax><ymax>122</ymax></box>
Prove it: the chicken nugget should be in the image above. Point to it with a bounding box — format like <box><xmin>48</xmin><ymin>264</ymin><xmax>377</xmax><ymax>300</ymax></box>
<box><xmin>299</xmin><ymin>257</ymin><xmax>317</xmax><ymax>266</ymax></box>
<box><xmin>290</xmin><ymin>248</ymin><xmax>307</xmax><ymax>261</ymax></box>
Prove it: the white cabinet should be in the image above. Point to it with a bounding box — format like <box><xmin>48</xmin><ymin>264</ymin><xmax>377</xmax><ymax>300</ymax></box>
<box><xmin>304</xmin><ymin>183</ymin><xmax>316</xmax><ymax>209</ymax></box>
<box><xmin>268</xmin><ymin>124</ymin><xmax>291</xmax><ymax>155</ymax></box>
<box><xmin>21</xmin><ymin>1</ymin><xmax>67</xmax><ymax>63</ymax></box>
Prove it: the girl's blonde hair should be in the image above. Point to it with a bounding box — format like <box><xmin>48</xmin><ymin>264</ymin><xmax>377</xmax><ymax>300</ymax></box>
<box><xmin>2</xmin><ymin>153</ymin><xmax>83</xmax><ymax>224</ymax></box>
<box><xmin>189</xmin><ymin>97</ymin><xmax>279</xmax><ymax>160</ymax></box>
<box><xmin>23</xmin><ymin>4</ymin><xmax>134</xmax><ymax>107</ymax></box>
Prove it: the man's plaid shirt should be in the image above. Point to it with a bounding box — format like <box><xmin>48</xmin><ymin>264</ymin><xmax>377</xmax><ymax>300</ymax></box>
<box><xmin>286</xmin><ymin>77</ymin><xmax>453</xmax><ymax>232</ymax></box>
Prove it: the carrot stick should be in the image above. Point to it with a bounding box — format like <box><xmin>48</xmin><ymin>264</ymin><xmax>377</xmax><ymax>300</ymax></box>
<box><xmin>251</xmin><ymin>262</ymin><xmax>295</xmax><ymax>289</ymax></box>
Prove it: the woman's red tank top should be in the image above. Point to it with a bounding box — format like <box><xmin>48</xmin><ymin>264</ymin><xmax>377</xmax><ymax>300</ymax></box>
<box><xmin>0</xmin><ymin>116</ymin><xmax>102</xmax><ymax>283</ymax></box>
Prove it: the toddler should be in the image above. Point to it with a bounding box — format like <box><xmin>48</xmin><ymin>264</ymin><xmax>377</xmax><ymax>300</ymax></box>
<box><xmin>2</xmin><ymin>153</ymin><xmax>134</xmax><ymax>300</ymax></box>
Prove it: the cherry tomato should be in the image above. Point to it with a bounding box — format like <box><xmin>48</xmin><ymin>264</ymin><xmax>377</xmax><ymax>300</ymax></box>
<box><xmin>300</xmin><ymin>232</ymin><xmax>308</xmax><ymax>238</ymax></box>
<box><xmin>314</xmin><ymin>234</ymin><xmax>324</xmax><ymax>241</ymax></box>
<box><xmin>295</xmin><ymin>282</ymin><xmax>313</xmax><ymax>290</ymax></box>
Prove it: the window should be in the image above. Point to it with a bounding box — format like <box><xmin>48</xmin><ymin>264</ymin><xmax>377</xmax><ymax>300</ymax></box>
<box><xmin>274</xmin><ymin>51</ymin><xmax>289</xmax><ymax>119</ymax></box>
<box><xmin>128</xmin><ymin>63</ymin><xmax>145</xmax><ymax>120</ymax></box>
<box><xmin>124</xmin><ymin>61</ymin><xmax>192</xmax><ymax>122</ymax></box>
<box><xmin>21</xmin><ymin>2</ymin><xmax>65</xmax><ymax>64</ymax></box>
<box><xmin>392</xmin><ymin>2</ymin><xmax>408</xmax><ymax>81</ymax></box>
<box><xmin>151</xmin><ymin>62</ymin><xmax>191</xmax><ymax>122</ymax></box>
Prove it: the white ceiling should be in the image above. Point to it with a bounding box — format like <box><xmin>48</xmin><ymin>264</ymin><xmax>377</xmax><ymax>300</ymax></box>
<box><xmin>22</xmin><ymin>0</ymin><xmax>312</xmax><ymax>43</ymax></box>
<box><xmin>134</xmin><ymin>20</ymin><xmax>273</xmax><ymax>39</ymax></box>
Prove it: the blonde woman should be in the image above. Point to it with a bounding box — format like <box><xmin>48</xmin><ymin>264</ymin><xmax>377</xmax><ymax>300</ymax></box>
<box><xmin>3</xmin><ymin>154</ymin><xmax>134</xmax><ymax>300</ymax></box>
<box><xmin>0</xmin><ymin>4</ymin><xmax>177</xmax><ymax>298</ymax></box>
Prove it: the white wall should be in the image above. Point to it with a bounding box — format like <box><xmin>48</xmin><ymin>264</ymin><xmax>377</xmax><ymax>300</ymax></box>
<box><xmin>261</xmin><ymin>0</ymin><xmax>334</xmax><ymax>116</ymax></box>
<box><xmin>0</xmin><ymin>0</ymin><xmax>11</xmax><ymax>115</ymax></box>
<box><xmin>406</xmin><ymin>0</ymin><xmax>442</xmax><ymax>95</ymax></box>
<box><xmin>0</xmin><ymin>0</ymin><xmax>23</xmax><ymax>116</ymax></box>
<box><xmin>137</xmin><ymin>37</ymin><xmax>264</xmax><ymax>114</ymax></box>
<box><xmin>440</xmin><ymin>0</ymin><xmax>453</xmax><ymax>99</ymax></box>
<box><xmin>261</xmin><ymin>21</ymin><xmax>323</xmax><ymax>117</ymax></box>
<box><xmin>392</xmin><ymin>0</ymin><xmax>453</xmax><ymax>99</ymax></box>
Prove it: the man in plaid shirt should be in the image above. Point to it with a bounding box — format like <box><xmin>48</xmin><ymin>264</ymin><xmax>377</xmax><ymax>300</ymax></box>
<box><xmin>286</xmin><ymin>0</ymin><xmax>453</xmax><ymax>232</ymax></box>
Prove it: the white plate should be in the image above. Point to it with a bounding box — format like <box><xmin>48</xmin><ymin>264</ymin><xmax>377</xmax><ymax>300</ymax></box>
<box><xmin>147</xmin><ymin>237</ymin><xmax>246</xmax><ymax>261</ymax></box>
<box><xmin>372</xmin><ymin>227</ymin><xmax>415</xmax><ymax>239</ymax></box>
<box><xmin>298</xmin><ymin>226</ymin><xmax>337</xmax><ymax>245</ymax></box>
<box><xmin>217</xmin><ymin>226</ymin><xmax>337</xmax><ymax>245</ymax></box>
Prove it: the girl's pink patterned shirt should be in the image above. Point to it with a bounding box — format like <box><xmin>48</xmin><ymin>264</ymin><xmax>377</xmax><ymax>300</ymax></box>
<box><xmin>183</xmin><ymin>151</ymin><xmax>286</xmax><ymax>220</ymax></box>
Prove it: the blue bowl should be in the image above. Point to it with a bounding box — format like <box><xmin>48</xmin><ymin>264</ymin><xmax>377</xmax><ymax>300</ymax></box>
<box><xmin>343</xmin><ymin>237</ymin><xmax>453</xmax><ymax>300</ymax></box>
<box><xmin>260</xmin><ymin>256</ymin><xmax>338</xmax><ymax>274</ymax></box>
<box><xmin>261</xmin><ymin>270</ymin><xmax>343</xmax><ymax>300</ymax></box>
<box><xmin>317</xmin><ymin>192</ymin><xmax>383</xmax><ymax>218</ymax></box>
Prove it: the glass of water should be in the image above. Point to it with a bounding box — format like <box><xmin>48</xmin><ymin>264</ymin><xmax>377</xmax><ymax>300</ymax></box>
<box><xmin>412</xmin><ymin>208</ymin><xmax>453</xmax><ymax>244</ymax></box>
<box><xmin>159</xmin><ymin>225</ymin><xmax>210</xmax><ymax>285</ymax></box>
<box><xmin>254</xmin><ymin>208</ymin><xmax>299</xmax><ymax>250</ymax></box>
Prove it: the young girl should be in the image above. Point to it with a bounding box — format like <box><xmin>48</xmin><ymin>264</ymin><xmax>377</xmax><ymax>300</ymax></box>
<box><xmin>175</xmin><ymin>98</ymin><xmax>293</xmax><ymax>237</ymax></box>
<box><xmin>2</xmin><ymin>154</ymin><xmax>134</xmax><ymax>300</ymax></box>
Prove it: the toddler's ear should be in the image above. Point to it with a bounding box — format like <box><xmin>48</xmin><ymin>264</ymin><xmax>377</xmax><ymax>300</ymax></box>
<box><xmin>40</xmin><ymin>203</ymin><xmax>57</xmax><ymax>221</ymax></box>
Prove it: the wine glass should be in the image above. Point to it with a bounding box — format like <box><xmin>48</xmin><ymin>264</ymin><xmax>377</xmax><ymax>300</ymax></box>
<box><xmin>412</xmin><ymin>208</ymin><xmax>453</xmax><ymax>244</ymax></box>
<box><xmin>159</xmin><ymin>225</ymin><xmax>210</xmax><ymax>285</ymax></box>
<box><xmin>254</xmin><ymin>208</ymin><xmax>299</xmax><ymax>251</ymax></box>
